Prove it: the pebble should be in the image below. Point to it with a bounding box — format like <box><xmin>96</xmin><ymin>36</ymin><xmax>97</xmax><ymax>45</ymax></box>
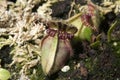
<box><xmin>61</xmin><ymin>65</ymin><xmax>70</xmax><ymax>72</ymax></box>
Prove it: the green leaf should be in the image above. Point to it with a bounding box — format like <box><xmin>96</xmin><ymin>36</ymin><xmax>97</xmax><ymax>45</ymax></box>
<box><xmin>79</xmin><ymin>26</ymin><xmax>92</xmax><ymax>41</ymax></box>
<box><xmin>66</xmin><ymin>13</ymin><xmax>83</xmax><ymax>33</ymax></box>
<box><xmin>107</xmin><ymin>20</ymin><xmax>120</xmax><ymax>42</ymax></box>
<box><xmin>90</xmin><ymin>40</ymin><xmax>101</xmax><ymax>49</ymax></box>
<box><xmin>50</xmin><ymin>39</ymin><xmax>73</xmax><ymax>75</ymax></box>
<box><xmin>66</xmin><ymin>13</ymin><xmax>92</xmax><ymax>41</ymax></box>
<box><xmin>41</xmin><ymin>34</ymin><xmax>58</xmax><ymax>75</ymax></box>
<box><xmin>0</xmin><ymin>68</ymin><xmax>11</xmax><ymax>80</ymax></box>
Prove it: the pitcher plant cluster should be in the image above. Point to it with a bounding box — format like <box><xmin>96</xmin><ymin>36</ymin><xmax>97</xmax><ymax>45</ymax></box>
<box><xmin>40</xmin><ymin>2</ymin><xmax>119</xmax><ymax>76</ymax></box>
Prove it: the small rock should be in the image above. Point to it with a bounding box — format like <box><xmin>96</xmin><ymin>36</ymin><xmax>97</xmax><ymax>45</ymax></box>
<box><xmin>61</xmin><ymin>65</ymin><xmax>70</xmax><ymax>72</ymax></box>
